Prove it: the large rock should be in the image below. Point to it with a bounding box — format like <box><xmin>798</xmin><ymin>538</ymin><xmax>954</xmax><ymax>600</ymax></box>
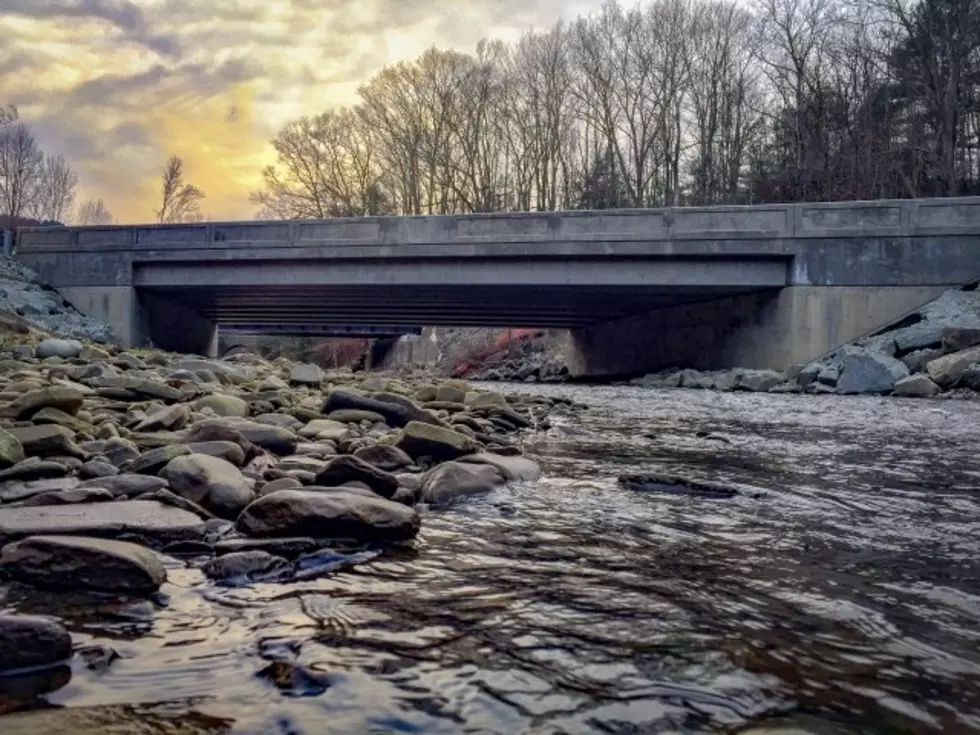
<box><xmin>7</xmin><ymin>424</ymin><xmax>83</xmax><ymax>458</ymax></box>
<box><xmin>836</xmin><ymin>352</ymin><xmax>909</xmax><ymax>394</ymax></box>
<box><xmin>120</xmin><ymin>444</ymin><xmax>190</xmax><ymax>474</ymax></box>
<box><xmin>236</xmin><ymin>489</ymin><xmax>420</xmax><ymax>542</ymax></box>
<box><xmin>192</xmin><ymin>418</ymin><xmax>297</xmax><ymax>455</ymax></box>
<box><xmin>161</xmin><ymin>454</ymin><xmax>254</xmax><ymax>520</ymax></box>
<box><xmin>314</xmin><ymin>455</ymin><xmax>399</xmax><ymax>498</ymax></box>
<box><xmin>186</xmin><ymin>440</ymin><xmax>246</xmax><ymax>467</ymax></box>
<box><xmin>735</xmin><ymin>369</ymin><xmax>784</xmax><ymax>392</ymax></box>
<box><xmin>134</xmin><ymin>404</ymin><xmax>191</xmax><ymax>432</ymax></box>
<box><xmin>36</xmin><ymin>338</ymin><xmax>82</xmax><ymax>359</ymax></box>
<box><xmin>891</xmin><ymin>323</ymin><xmax>945</xmax><ymax>353</ymax></box>
<box><xmin>902</xmin><ymin>347</ymin><xmax>944</xmax><ymax>373</ymax></box>
<box><xmin>421</xmin><ymin>461</ymin><xmax>505</xmax><ymax>505</ymax></box>
<box><xmin>289</xmin><ymin>363</ymin><xmax>324</xmax><ymax>386</ymax></box>
<box><xmin>16</xmin><ymin>487</ymin><xmax>114</xmax><ymax>507</ymax></box>
<box><xmin>0</xmin><ymin>535</ymin><xmax>166</xmax><ymax>592</ymax></box>
<box><xmin>202</xmin><ymin>550</ymin><xmax>288</xmax><ymax>582</ymax></box>
<box><xmin>395</xmin><ymin>421</ymin><xmax>479</xmax><ymax>461</ymax></box>
<box><xmin>195</xmin><ymin>394</ymin><xmax>249</xmax><ymax>418</ymax></box>
<box><xmin>942</xmin><ymin>327</ymin><xmax>980</xmax><ymax>353</ymax></box>
<box><xmin>77</xmin><ymin>473</ymin><xmax>168</xmax><ymax>498</ymax></box>
<box><xmin>0</xmin><ymin>386</ymin><xmax>85</xmax><ymax>420</ymax></box>
<box><xmin>926</xmin><ymin>346</ymin><xmax>980</xmax><ymax>387</ymax></box>
<box><xmin>0</xmin><ymin>427</ymin><xmax>25</xmax><ymax>468</ymax></box>
<box><xmin>353</xmin><ymin>444</ymin><xmax>413</xmax><ymax>471</ymax></box>
<box><xmin>0</xmin><ymin>615</ymin><xmax>72</xmax><ymax>673</ymax></box>
<box><xmin>299</xmin><ymin>419</ymin><xmax>348</xmax><ymax>441</ymax></box>
<box><xmin>183</xmin><ymin>423</ymin><xmax>259</xmax><ymax>461</ymax></box>
<box><xmin>321</xmin><ymin>390</ymin><xmax>421</xmax><ymax>428</ymax></box>
<box><xmin>0</xmin><ymin>500</ymin><xmax>206</xmax><ymax>545</ymax></box>
<box><xmin>893</xmin><ymin>374</ymin><xmax>941</xmax><ymax>398</ymax></box>
<box><xmin>459</xmin><ymin>452</ymin><xmax>541</xmax><ymax>481</ymax></box>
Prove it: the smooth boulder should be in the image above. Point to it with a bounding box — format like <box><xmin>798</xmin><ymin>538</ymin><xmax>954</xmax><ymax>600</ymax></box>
<box><xmin>36</xmin><ymin>338</ymin><xmax>82</xmax><ymax>359</ymax></box>
<box><xmin>459</xmin><ymin>452</ymin><xmax>541</xmax><ymax>481</ymax></box>
<box><xmin>289</xmin><ymin>363</ymin><xmax>324</xmax><ymax>386</ymax></box>
<box><xmin>161</xmin><ymin>454</ymin><xmax>254</xmax><ymax>520</ymax></box>
<box><xmin>395</xmin><ymin>421</ymin><xmax>478</xmax><ymax>461</ymax></box>
<box><xmin>0</xmin><ymin>615</ymin><xmax>72</xmax><ymax>673</ymax></box>
<box><xmin>421</xmin><ymin>461</ymin><xmax>505</xmax><ymax>505</ymax></box>
<box><xmin>314</xmin><ymin>455</ymin><xmax>399</xmax><ymax>498</ymax></box>
<box><xmin>893</xmin><ymin>374</ymin><xmax>942</xmax><ymax>397</ymax></box>
<box><xmin>1</xmin><ymin>535</ymin><xmax>166</xmax><ymax>592</ymax></box>
<box><xmin>195</xmin><ymin>394</ymin><xmax>249</xmax><ymax>418</ymax></box>
<box><xmin>237</xmin><ymin>489</ymin><xmax>420</xmax><ymax>542</ymax></box>
<box><xmin>353</xmin><ymin>444</ymin><xmax>413</xmax><ymax>471</ymax></box>
<box><xmin>0</xmin><ymin>386</ymin><xmax>85</xmax><ymax>420</ymax></box>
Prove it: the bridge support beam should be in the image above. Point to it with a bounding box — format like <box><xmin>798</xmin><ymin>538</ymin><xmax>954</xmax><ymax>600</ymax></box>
<box><xmin>565</xmin><ymin>285</ymin><xmax>950</xmax><ymax>378</ymax></box>
<box><xmin>58</xmin><ymin>286</ymin><xmax>217</xmax><ymax>357</ymax></box>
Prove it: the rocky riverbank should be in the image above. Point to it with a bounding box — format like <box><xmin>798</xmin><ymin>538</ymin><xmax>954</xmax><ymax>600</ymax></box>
<box><xmin>632</xmin><ymin>286</ymin><xmax>980</xmax><ymax>398</ymax></box>
<box><xmin>0</xmin><ymin>339</ymin><xmax>569</xmax><ymax>688</ymax></box>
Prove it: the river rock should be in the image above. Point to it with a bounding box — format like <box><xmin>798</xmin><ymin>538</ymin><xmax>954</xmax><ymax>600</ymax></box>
<box><xmin>193</xmin><ymin>418</ymin><xmax>297</xmax><ymax>455</ymax></box>
<box><xmin>299</xmin><ymin>419</ymin><xmax>348</xmax><ymax>441</ymax></box>
<box><xmin>184</xmin><ymin>423</ymin><xmax>258</xmax><ymax>461</ymax></box>
<box><xmin>435</xmin><ymin>385</ymin><xmax>467</xmax><ymax>404</ymax></box>
<box><xmin>120</xmin><ymin>378</ymin><xmax>182</xmax><ymax>402</ymax></box>
<box><xmin>7</xmin><ymin>425</ymin><xmax>83</xmax><ymax>458</ymax></box>
<box><xmin>817</xmin><ymin>365</ymin><xmax>840</xmax><ymax>386</ymax></box>
<box><xmin>195</xmin><ymin>394</ymin><xmax>249</xmax><ymax>418</ymax></box>
<box><xmin>186</xmin><ymin>440</ymin><xmax>246</xmax><ymax>467</ymax></box>
<box><xmin>289</xmin><ymin>363</ymin><xmax>324</xmax><ymax>386</ymax></box>
<box><xmin>77</xmin><ymin>473</ymin><xmax>168</xmax><ymax>498</ymax></box>
<box><xmin>78</xmin><ymin>460</ymin><xmax>119</xmax><ymax>479</ymax></box>
<box><xmin>942</xmin><ymin>327</ymin><xmax>980</xmax><ymax>353</ymax></box>
<box><xmin>836</xmin><ymin>352</ymin><xmax>909</xmax><ymax>394</ymax></box>
<box><xmin>120</xmin><ymin>444</ymin><xmax>190</xmax><ymax>474</ymax></box>
<box><xmin>421</xmin><ymin>461</ymin><xmax>505</xmax><ymax>505</ymax></box>
<box><xmin>735</xmin><ymin>369</ymin><xmax>784</xmax><ymax>392</ymax></box>
<box><xmin>36</xmin><ymin>338</ymin><xmax>82</xmax><ymax>359</ymax></box>
<box><xmin>459</xmin><ymin>451</ymin><xmax>541</xmax><ymax>481</ymax></box>
<box><xmin>796</xmin><ymin>363</ymin><xmax>822</xmax><ymax>388</ymax></box>
<box><xmin>0</xmin><ymin>427</ymin><xmax>25</xmax><ymax>468</ymax></box>
<box><xmin>893</xmin><ymin>374</ymin><xmax>942</xmax><ymax>397</ymax></box>
<box><xmin>0</xmin><ymin>386</ymin><xmax>85</xmax><ymax>420</ymax></box>
<box><xmin>0</xmin><ymin>535</ymin><xmax>166</xmax><ymax>592</ymax></box>
<box><xmin>213</xmin><ymin>536</ymin><xmax>317</xmax><ymax>559</ymax></box>
<box><xmin>353</xmin><ymin>444</ymin><xmax>413</xmax><ymax>471</ymax></box>
<box><xmin>314</xmin><ymin>455</ymin><xmax>399</xmax><ymax>498</ymax></box>
<box><xmin>16</xmin><ymin>487</ymin><xmax>114</xmax><ymax>506</ymax></box>
<box><xmin>0</xmin><ymin>458</ymin><xmax>72</xmax><ymax>483</ymax></box>
<box><xmin>902</xmin><ymin>347</ymin><xmax>943</xmax><ymax>373</ymax></box>
<box><xmin>327</xmin><ymin>409</ymin><xmax>387</xmax><ymax>424</ymax></box>
<box><xmin>0</xmin><ymin>500</ymin><xmax>205</xmax><ymax>545</ymax></box>
<box><xmin>33</xmin><ymin>406</ymin><xmax>95</xmax><ymax>434</ymax></box>
<box><xmin>0</xmin><ymin>615</ymin><xmax>72</xmax><ymax>673</ymax></box>
<box><xmin>892</xmin><ymin>323</ymin><xmax>945</xmax><ymax>353</ymax></box>
<box><xmin>321</xmin><ymin>390</ymin><xmax>418</xmax><ymax>428</ymax></box>
<box><xmin>236</xmin><ymin>489</ymin><xmax>420</xmax><ymax>541</ymax></box>
<box><xmin>926</xmin><ymin>346</ymin><xmax>980</xmax><ymax>387</ymax></box>
<box><xmin>134</xmin><ymin>404</ymin><xmax>191</xmax><ymax>432</ymax></box>
<box><xmin>202</xmin><ymin>550</ymin><xmax>288</xmax><ymax>582</ymax></box>
<box><xmin>395</xmin><ymin>421</ymin><xmax>478</xmax><ymax>461</ymax></box>
<box><xmin>161</xmin><ymin>454</ymin><xmax>254</xmax><ymax>520</ymax></box>
<box><xmin>257</xmin><ymin>476</ymin><xmax>303</xmax><ymax>496</ymax></box>
<box><xmin>254</xmin><ymin>413</ymin><xmax>303</xmax><ymax>430</ymax></box>
<box><xmin>259</xmin><ymin>375</ymin><xmax>289</xmax><ymax>391</ymax></box>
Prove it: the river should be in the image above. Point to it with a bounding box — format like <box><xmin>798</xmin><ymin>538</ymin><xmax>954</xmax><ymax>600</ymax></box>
<box><xmin>2</xmin><ymin>385</ymin><xmax>979</xmax><ymax>734</ymax></box>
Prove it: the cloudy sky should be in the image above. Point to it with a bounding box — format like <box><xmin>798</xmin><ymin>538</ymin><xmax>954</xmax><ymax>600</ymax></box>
<box><xmin>0</xmin><ymin>0</ymin><xmax>601</xmax><ymax>224</ymax></box>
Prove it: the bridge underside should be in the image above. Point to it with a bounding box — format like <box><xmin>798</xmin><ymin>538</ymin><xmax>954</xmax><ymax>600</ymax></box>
<box><xmin>148</xmin><ymin>284</ymin><xmax>776</xmax><ymax>330</ymax></box>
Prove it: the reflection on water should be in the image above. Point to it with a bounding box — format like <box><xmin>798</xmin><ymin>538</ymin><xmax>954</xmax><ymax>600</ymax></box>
<box><xmin>2</xmin><ymin>386</ymin><xmax>980</xmax><ymax>734</ymax></box>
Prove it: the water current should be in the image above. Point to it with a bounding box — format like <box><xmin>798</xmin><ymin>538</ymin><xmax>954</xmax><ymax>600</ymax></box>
<box><xmin>2</xmin><ymin>385</ymin><xmax>979</xmax><ymax>734</ymax></box>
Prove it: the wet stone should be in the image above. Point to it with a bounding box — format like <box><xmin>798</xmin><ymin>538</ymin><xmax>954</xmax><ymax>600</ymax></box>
<box><xmin>0</xmin><ymin>615</ymin><xmax>72</xmax><ymax>673</ymax></box>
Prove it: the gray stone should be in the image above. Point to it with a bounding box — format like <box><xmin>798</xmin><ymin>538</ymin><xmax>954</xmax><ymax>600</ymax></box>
<box><xmin>0</xmin><ymin>500</ymin><xmax>205</xmax><ymax>545</ymax></box>
<box><xmin>161</xmin><ymin>454</ymin><xmax>254</xmax><ymax>520</ymax></box>
<box><xmin>902</xmin><ymin>347</ymin><xmax>944</xmax><ymax>373</ymax></box>
<box><xmin>735</xmin><ymin>369</ymin><xmax>784</xmax><ymax>392</ymax></box>
<box><xmin>796</xmin><ymin>363</ymin><xmax>822</xmax><ymax>388</ymax></box>
<box><xmin>768</xmin><ymin>381</ymin><xmax>803</xmax><ymax>393</ymax></box>
<box><xmin>15</xmin><ymin>487</ymin><xmax>114</xmax><ymax>507</ymax></box>
<box><xmin>395</xmin><ymin>421</ymin><xmax>479</xmax><ymax>461</ymax></box>
<box><xmin>816</xmin><ymin>365</ymin><xmax>840</xmax><ymax>386</ymax></box>
<box><xmin>120</xmin><ymin>444</ymin><xmax>190</xmax><ymax>475</ymax></box>
<box><xmin>32</xmin><ymin>406</ymin><xmax>95</xmax><ymax>434</ymax></box>
<box><xmin>0</xmin><ymin>615</ymin><xmax>72</xmax><ymax>673</ymax></box>
<box><xmin>0</xmin><ymin>459</ymin><xmax>72</xmax><ymax>483</ymax></box>
<box><xmin>314</xmin><ymin>455</ymin><xmax>399</xmax><ymax>498</ymax></box>
<box><xmin>257</xmin><ymin>477</ymin><xmax>303</xmax><ymax>497</ymax></box>
<box><xmin>458</xmin><ymin>452</ymin><xmax>541</xmax><ymax>481</ymax></box>
<box><xmin>202</xmin><ymin>550</ymin><xmax>288</xmax><ymax>582</ymax></box>
<box><xmin>78</xmin><ymin>460</ymin><xmax>120</xmax><ymax>480</ymax></box>
<box><xmin>186</xmin><ymin>440</ymin><xmax>246</xmax><ymax>467</ymax></box>
<box><xmin>299</xmin><ymin>419</ymin><xmax>348</xmax><ymax>441</ymax></box>
<box><xmin>465</xmin><ymin>391</ymin><xmax>509</xmax><ymax>410</ymax></box>
<box><xmin>836</xmin><ymin>352</ymin><xmax>909</xmax><ymax>394</ymax></box>
<box><xmin>254</xmin><ymin>413</ymin><xmax>303</xmax><ymax>430</ymax></box>
<box><xmin>0</xmin><ymin>535</ymin><xmax>166</xmax><ymax>592</ymax></box>
<box><xmin>195</xmin><ymin>394</ymin><xmax>248</xmax><ymax>418</ymax></box>
<box><xmin>322</xmin><ymin>390</ymin><xmax>421</xmax><ymax>428</ymax></box>
<box><xmin>712</xmin><ymin>371</ymin><xmax>738</xmax><ymax>391</ymax></box>
<box><xmin>961</xmin><ymin>364</ymin><xmax>980</xmax><ymax>390</ymax></box>
<box><xmin>327</xmin><ymin>409</ymin><xmax>387</xmax><ymax>424</ymax></box>
<box><xmin>421</xmin><ymin>461</ymin><xmax>505</xmax><ymax>505</ymax></box>
<box><xmin>893</xmin><ymin>374</ymin><xmax>942</xmax><ymax>397</ymax></box>
<box><xmin>289</xmin><ymin>363</ymin><xmax>324</xmax><ymax>386</ymax></box>
<box><xmin>193</xmin><ymin>418</ymin><xmax>297</xmax><ymax>455</ymax></box>
<box><xmin>77</xmin><ymin>473</ymin><xmax>168</xmax><ymax>497</ymax></box>
<box><xmin>942</xmin><ymin>327</ymin><xmax>980</xmax><ymax>353</ymax></box>
<box><xmin>7</xmin><ymin>425</ymin><xmax>83</xmax><ymax>458</ymax></box>
<box><xmin>35</xmin><ymin>338</ymin><xmax>82</xmax><ymax>359</ymax></box>
<box><xmin>926</xmin><ymin>346</ymin><xmax>980</xmax><ymax>387</ymax></box>
<box><xmin>435</xmin><ymin>385</ymin><xmax>467</xmax><ymax>403</ymax></box>
<box><xmin>134</xmin><ymin>404</ymin><xmax>191</xmax><ymax>432</ymax></box>
<box><xmin>0</xmin><ymin>427</ymin><xmax>25</xmax><ymax>468</ymax></box>
<box><xmin>353</xmin><ymin>444</ymin><xmax>413</xmax><ymax>471</ymax></box>
<box><xmin>236</xmin><ymin>489</ymin><xmax>420</xmax><ymax>542</ymax></box>
<box><xmin>0</xmin><ymin>386</ymin><xmax>85</xmax><ymax>420</ymax></box>
<box><xmin>891</xmin><ymin>323</ymin><xmax>945</xmax><ymax>353</ymax></box>
<box><xmin>213</xmin><ymin>536</ymin><xmax>317</xmax><ymax>558</ymax></box>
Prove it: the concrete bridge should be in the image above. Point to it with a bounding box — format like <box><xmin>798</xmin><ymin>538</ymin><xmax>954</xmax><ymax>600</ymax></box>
<box><xmin>15</xmin><ymin>197</ymin><xmax>980</xmax><ymax>376</ymax></box>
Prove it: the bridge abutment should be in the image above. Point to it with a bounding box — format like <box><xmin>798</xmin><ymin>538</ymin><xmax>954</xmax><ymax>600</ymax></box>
<box><xmin>565</xmin><ymin>285</ymin><xmax>950</xmax><ymax>378</ymax></box>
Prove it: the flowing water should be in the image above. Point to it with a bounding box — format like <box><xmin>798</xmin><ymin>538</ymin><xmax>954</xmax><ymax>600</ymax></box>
<box><xmin>2</xmin><ymin>385</ymin><xmax>980</xmax><ymax>734</ymax></box>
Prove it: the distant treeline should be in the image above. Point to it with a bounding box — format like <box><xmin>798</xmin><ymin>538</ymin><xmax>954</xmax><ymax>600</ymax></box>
<box><xmin>251</xmin><ymin>0</ymin><xmax>980</xmax><ymax>219</ymax></box>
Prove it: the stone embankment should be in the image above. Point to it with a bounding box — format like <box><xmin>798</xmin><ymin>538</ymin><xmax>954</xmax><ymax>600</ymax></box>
<box><xmin>632</xmin><ymin>287</ymin><xmax>980</xmax><ymax>398</ymax></box>
<box><xmin>0</xmin><ymin>339</ymin><xmax>568</xmax><ymax>674</ymax></box>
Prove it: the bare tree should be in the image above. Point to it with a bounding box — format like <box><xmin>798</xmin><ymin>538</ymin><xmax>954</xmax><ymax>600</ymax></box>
<box><xmin>76</xmin><ymin>198</ymin><xmax>115</xmax><ymax>226</ymax></box>
<box><xmin>0</xmin><ymin>121</ymin><xmax>43</xmax><ymax>228</ymax></box>
<box><xmin>156</xmin><ymin>155</ymin><xmax>205</xmax><ymax>223</ymax></box>
<box><xmin>30</xmin><ymin>154</ymin><xmax>78</xmax><ymax>223</ymax></box>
